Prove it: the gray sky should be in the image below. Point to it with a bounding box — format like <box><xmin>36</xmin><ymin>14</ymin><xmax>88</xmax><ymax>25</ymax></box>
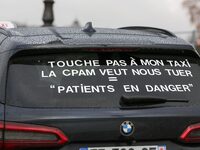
<box><xmin>0</xmin><ymin>0</ymin><xmax>195</xmax><ymax>32</ymax></box>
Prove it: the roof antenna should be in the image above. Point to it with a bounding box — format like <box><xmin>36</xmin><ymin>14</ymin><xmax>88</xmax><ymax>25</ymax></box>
<box><xmin>43</xmin><ymin>0</ymin><xmax>54</xmax><ymax>26</ymax></box>
<box><xmin>82</xmin><ymin>22</ymin><xmax>96</xmax><ymax>35</ymax></box>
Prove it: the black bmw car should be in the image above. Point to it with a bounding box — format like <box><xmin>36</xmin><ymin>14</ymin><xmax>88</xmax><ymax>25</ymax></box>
<box><xmin>0</xmin><ymin>23</ymin><xmax>200</xmax><ymax>150</ymax></box>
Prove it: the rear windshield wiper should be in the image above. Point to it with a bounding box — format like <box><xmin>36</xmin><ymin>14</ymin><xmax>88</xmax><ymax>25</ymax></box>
<box><xmin>120</xmin><ymin>96</ymin><xmax>189</xmax><ymax>107</ymax></box>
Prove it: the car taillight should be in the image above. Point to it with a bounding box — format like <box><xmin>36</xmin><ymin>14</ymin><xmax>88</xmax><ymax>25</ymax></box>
<box><xmin>180</xmin><ymin>123</ymin><xmax>200</xmax><ymax>143</ymax></box>
<box><xmin>0</xmin><ymin>122</ymin><xmax>4</xmax><ymax>149</ymax></box>
<box><xmin>0</xmin><ymin>122</ymin><xmax>68</xmax><ymax>150</ymax></box>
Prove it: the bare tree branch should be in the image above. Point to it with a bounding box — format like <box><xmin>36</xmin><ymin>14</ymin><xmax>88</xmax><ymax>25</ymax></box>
<box><xmin>183</xmin><ymin>0</ymin><xmax>200</xmax><ymax>30</ymax></box>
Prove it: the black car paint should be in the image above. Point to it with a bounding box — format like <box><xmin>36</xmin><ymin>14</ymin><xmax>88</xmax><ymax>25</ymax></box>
<box><xmin>4</xmin><ymin>105</ymin><xmax>200</xmax><ymax>142</ymax></box>
<box><xmin>0</xmin><ymin>26</ymin><xmax>199</xmax><ymax>150</ymax></box>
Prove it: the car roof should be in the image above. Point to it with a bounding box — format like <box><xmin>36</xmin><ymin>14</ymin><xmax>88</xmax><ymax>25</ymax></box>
<box><xmin>0</xmin><ymin>24</ymin><xmax>195</xmax><ymax>54</ymax></box>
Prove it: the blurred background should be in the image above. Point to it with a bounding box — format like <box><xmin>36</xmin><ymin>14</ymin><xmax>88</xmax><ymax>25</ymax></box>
<box><xmin>0</xmin><ymin>0</ymin><xmax>200</xmax><ymax>49</ymax></box>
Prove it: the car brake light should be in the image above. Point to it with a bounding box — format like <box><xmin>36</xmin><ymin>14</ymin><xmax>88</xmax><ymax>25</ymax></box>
<box><xmin>180</xmin><ymin>123</ymin><xmax>200</xmax><ymax>143</ymax></box>
<box><xmin>0</xmin><ymin>122</ymin><xmax>4</xmax><ymax>149</ymax></box>
<box><xmin>0</xmin><ymin>122</ymin><xmax>68</xmax><ymax>150</ymax></box>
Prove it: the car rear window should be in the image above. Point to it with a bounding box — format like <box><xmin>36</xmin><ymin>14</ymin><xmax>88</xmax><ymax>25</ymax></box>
<box><xmin>6</xmin><ymin>51</ymin><xmax>200</xmax><ymax>108</ymax></box>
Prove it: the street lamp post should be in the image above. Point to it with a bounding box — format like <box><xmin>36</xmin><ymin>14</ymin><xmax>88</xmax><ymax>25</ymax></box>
<box><xmin>43</xmin><ymin>0</ymin><xmax>54</xmax><ymax>26</ymax></box>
